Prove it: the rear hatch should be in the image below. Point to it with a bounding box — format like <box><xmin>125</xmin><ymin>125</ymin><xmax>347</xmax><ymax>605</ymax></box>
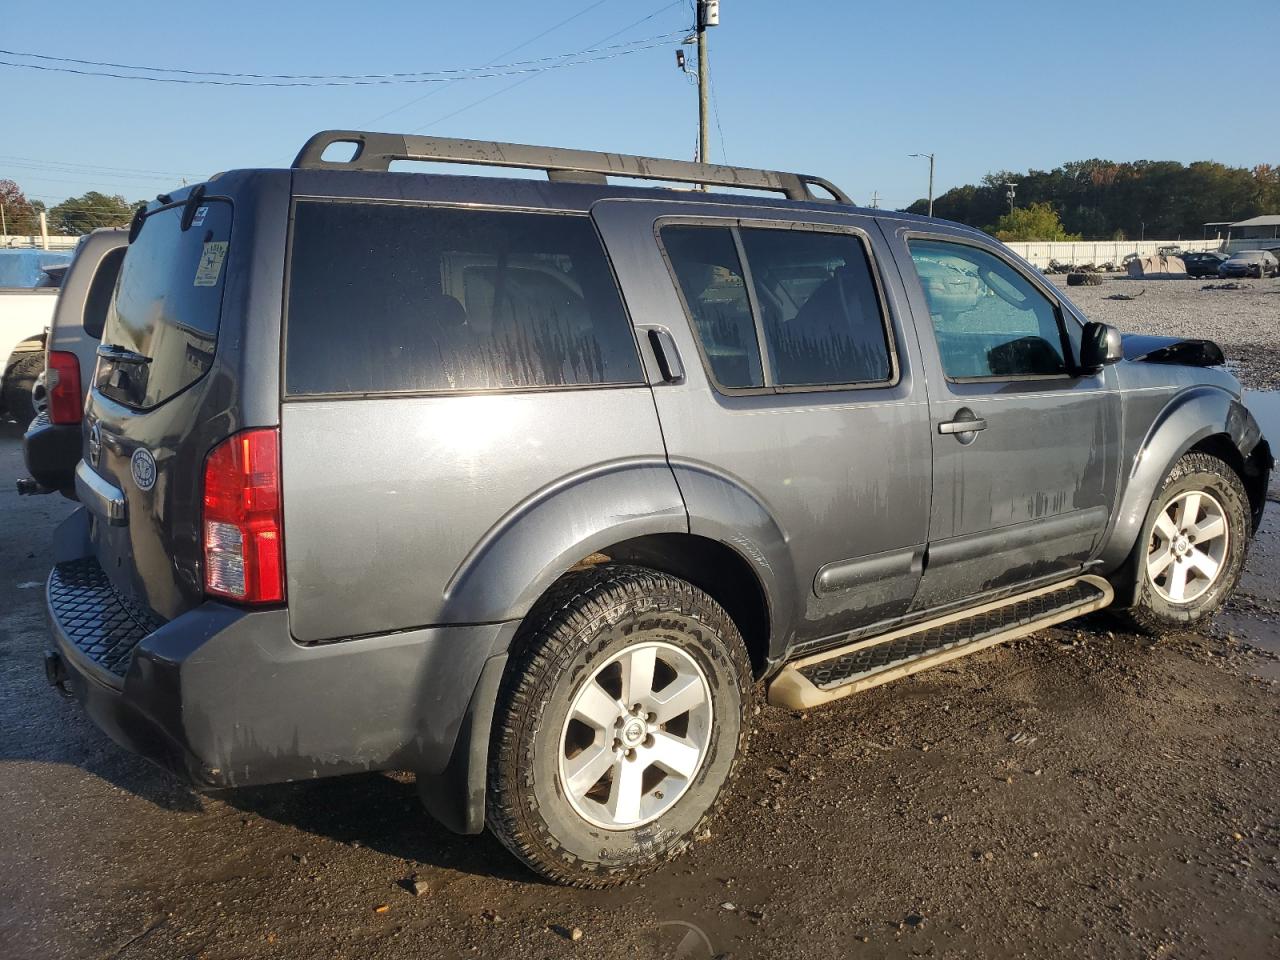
<box><xmin>79</xmin><ymin>176</ymin><xmax>287</xmax><ymax>622</ymax></box>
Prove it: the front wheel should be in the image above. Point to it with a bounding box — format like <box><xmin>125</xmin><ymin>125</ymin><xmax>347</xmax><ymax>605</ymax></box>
<box><xmin>486</xmin><ymin>565</ymin><xmax>752</xmax><ymax>887</ymax></box>
<box><xmin>1125</xmin><ymin>452</ymin><xmax>1250</xmax><ymax>632</ymax></box>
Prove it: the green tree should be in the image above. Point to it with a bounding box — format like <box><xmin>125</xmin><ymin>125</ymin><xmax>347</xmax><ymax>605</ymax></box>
<box><xmin>988</xmin><ymin>202</ymin><xmax>1081</xmax><ymax>241</ymax></box>
<box><xmin>0</xmin><ymin>179</ymin><xmax>42</xmax><ymax>235</ymax></box>
<box><xmin>47</xmin><ymin>191</ymin><xmax>140</xmax><ymax>234</ymax></box>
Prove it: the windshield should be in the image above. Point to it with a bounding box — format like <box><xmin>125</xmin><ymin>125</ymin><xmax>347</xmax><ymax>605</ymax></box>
<box><xmin>0</xmin><ymin>250</ymin><xmax>73</xmax><ymax>289</ymax></box>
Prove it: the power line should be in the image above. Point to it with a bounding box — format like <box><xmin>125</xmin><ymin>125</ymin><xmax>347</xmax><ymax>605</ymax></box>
<box><xmin>363</xmin><ymin>0</ymin><xmax>614</xmax><ymax>126</ymax></box>
<box><xmin>414</xmin><ymin>0</ymin><xmax>688</xmax><ymax>131</ymax></box>
<box><xmin>0</xmin><ymin>154</ymin><xmax>199</xmax><ymax>178</ymax></box>
<box><xmin>0</xmin><ymin>34</ymin><xmax>682</xmax><ymax>87</ymax></box>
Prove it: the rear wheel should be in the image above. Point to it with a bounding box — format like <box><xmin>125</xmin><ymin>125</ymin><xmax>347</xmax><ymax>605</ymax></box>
<box><xmin>486</xmin><ymin>565</ymin><xmax>752</xmax><ymax>887</ymax></box>
<box><xmin>1125</xmin><ymin>452</ymin><xmax>1249</xmax><ymax>632</ymax></box>
<box><xmin>2</xmin><ymin>351</ymin><xmax>43</xmax><ymax>426</ymax></box>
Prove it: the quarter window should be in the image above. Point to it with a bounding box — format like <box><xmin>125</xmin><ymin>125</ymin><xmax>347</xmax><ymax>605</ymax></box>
<box><xmin>285</xmin><ymin>203</ymin><xmax>642</xmax><ymax>396</ymax></box>
<box><xmin>660</xmin><ymin>223</ymin><xmax>893</xmax><ymax>391</ymax></box>
<box><xmin>908</xmin><ymin>240</ymin><xmax>1068</xmax><ymax>379</ymax></box>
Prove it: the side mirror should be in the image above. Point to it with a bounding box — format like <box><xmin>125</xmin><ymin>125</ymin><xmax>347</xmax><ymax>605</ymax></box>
<box><xmin>1080</xmin><ymin>321</ymin><xmax>1124</xmax><ymax>372</ymax></box>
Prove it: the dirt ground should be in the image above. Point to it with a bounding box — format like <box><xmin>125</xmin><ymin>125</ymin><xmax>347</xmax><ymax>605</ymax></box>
<box><xmin>1</xmin><ymin>417</ymin><xmax>1279</xmax><ymax>960</ymax></box>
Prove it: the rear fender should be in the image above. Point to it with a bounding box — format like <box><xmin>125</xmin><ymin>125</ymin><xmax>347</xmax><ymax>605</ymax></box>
<box><xmin>671</xmin><ymin>462</ymin><xmax>797</xmax><ymax>661</ymax></box>
<box><xmin>1098</xmin><ymin>385</ymin><xmax>1267</xmax><ymax>572</ymax></box>
<box><xmin>439</xmin><ymin>460</ymin><xmax>688</xmax><ymax>624</ymax></box>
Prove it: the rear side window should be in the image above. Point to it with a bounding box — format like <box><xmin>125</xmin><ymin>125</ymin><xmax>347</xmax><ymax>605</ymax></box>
<box><xmin>285</xmin><ymin>202</ymin><xmax>642</xmax><ymax>396</ymax></box>
<box><xmin>96</xmin><ymin>201</ymin><xmax>232</xmax><ymax>409</ymax></box>
<box><xmin>83</xmin><ymin>246</ymin><xmax>126</xmax><ymax>340</ymax></box>
<box><xmin>660</xmin><ymin>223</ymin><xmax>893</xmax><ymax>391</ymax></box>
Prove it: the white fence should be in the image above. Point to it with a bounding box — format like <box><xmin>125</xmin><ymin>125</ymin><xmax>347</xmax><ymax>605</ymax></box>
<box><xmin>1</xmin><ymin>234</ymin><xmax>80</xmax><ymax>251</ymax></box>
<box><xmin>1002</xmin><ymin>239</ymin><xmax>1223</xmax><ymax>269</ymax></box>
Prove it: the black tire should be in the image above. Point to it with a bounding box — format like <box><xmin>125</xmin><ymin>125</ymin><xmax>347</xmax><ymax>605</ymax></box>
<box><xmin>1123</xmin><ymin>452</ymin><xmax>1250</xmax><ymax>633</ymax></box>
<box><xmin>1067</xmin><ymin>272</ymin><xmax>1103</xmax><ymax>287</ymax></box>
<box><xmin>486</xmin><ymin>564</ymin><xmax>752</xmax><ymax>887</ymax></box>
<box><xmin>2</xmin><ymin>351</ymin><xmax>43</xmax><ymax>425</ymax></box>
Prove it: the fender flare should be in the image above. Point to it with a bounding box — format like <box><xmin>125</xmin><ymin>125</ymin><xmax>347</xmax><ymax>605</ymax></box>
<box><xmin>438</xmin><ymin>458</ymin><xmax>688</xmax><ymax>625</ymax></box>
<box><xmin>1097</xmin><ymin>385</ymin><xmax>1267</xmax><ymax>573</ymax></box>
<box><xmin>671</xmin><ymin>460</ymin><xmax>797</xmax><ymax>661</ymax></box>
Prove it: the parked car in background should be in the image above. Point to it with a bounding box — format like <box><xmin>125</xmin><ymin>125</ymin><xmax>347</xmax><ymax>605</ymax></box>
<box><xmin>1219</xmin><ymin>250</ymin><xmax>1279</xmax><ymax>279</ymax></box>
<box><xmin>1</xmin><ymin>248</ymin><xmax>74</xmax><ymax>423</ymax></box>
<box><xmin>43</xmin><ymin>131</ymin><xmax>1273</xmax><ymax>888</ymax></box>
<box><xmin>19</xmin><ymin>229</ymin><xmax>128</xmax><ymax>496</ymax></box>
<box><xmin>1181</xmin><ymin>251</ymin><xmax>1229</xmax><ymax>278</ymax></box>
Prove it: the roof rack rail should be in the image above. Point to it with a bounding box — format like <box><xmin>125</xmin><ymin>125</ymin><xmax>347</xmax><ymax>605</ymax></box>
<box><xmin>292</xmin><ymin>130</ymin><xmax>852</xmax><ymax>205</ymax></box>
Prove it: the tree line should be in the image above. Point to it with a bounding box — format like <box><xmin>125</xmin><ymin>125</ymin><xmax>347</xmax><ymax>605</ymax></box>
<box><xmin>1</xmin><ymin>179</ymin><xmax>142</xmax><ymax>236</ymax></box>
<box><xmin>904</xmin><ymin>160</ymin><xmax>1280</xmax><ymax>240</ymax></box>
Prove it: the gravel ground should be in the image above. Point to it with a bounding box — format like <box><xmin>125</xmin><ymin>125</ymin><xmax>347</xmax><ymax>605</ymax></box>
<box><xmin>1051</xmin><ymin>274</ymin><xmax>1280</xmax><ymax>391</ymax></box>
<box><xmin>2</xmin><ymin>419</ymin><xmax>1280</xmax><ymax>959</ymax></box>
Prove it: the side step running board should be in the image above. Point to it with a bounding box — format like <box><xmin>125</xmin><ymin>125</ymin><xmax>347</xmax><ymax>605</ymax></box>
<box><xmin>768</xmin><ymin>575</ymin><xmax>1113</xmax><ymax>710</ymax></box>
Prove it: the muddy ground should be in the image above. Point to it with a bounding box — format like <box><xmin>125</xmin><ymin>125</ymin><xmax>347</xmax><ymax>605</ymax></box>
<box><xmin>3</xmin><ymin>434</ymin><xmax>1280</xmax><ymax>955</ymax></box>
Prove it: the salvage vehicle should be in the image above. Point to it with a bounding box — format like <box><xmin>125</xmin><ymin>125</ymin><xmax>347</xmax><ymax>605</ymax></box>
<box><xmin>44</xmin><ymin>132</ymin><xmax>1273</xmax><ymax>887</ymax></box>
<box><xmin>1</xmin><ymin>247</ymin><xmax>73</xmax><ymax>423</ymax></box>
<box><xmin>19</xmin><ymin>228</ymin><xmax>128</xmax><ymax>496</ymax></box>
<box><xmin>1219</xmin><ymin>250</ymin><xmax>1279</xmax><ymax>279</ymax></box>
<box><xmin>1180</xmin><ymin>251</ymin><xmax>1228</xmax><ymax>279</ymax></box>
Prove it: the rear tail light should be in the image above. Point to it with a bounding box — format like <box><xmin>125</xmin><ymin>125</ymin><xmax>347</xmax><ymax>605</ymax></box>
<box><xmin>202</xmin><ymin>428</ymin><xmax>285</xmax><ymax>604</ymax></box>
<box><xmin>46</xmin><ymin>351</ymin><xmax>82</xmax><ymax>425</ymax></box>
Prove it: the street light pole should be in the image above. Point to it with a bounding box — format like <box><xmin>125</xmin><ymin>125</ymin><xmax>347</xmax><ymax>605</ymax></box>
<box><xmin>909</xmin><ymin>153</ymin><xmax>935</xmax><ymax>217</ymax></box>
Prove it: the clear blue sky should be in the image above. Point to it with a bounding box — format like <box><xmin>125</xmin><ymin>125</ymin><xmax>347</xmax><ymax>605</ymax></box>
<box><xmin>4</xmin><ymin>0</ymin><xmax>1276</xmax><ymax>211</ymax></box>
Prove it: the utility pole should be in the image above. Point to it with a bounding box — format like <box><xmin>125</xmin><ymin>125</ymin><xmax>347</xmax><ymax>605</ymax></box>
<box><xmin>1005</xmin><ymin>181</ymin><xmax>1017</xmax><ymax>214</ymax></box>
<box><xmin>909</xmin><ymin>153</ymin><xmax>935</xmax><ymax>217</ymax></box>
<box><xmin>869</xmin><ymin>190</ymin><xmax>881</xmax><ymax>209</ymax></box>
<box><xmin>696</xmin><ymin>1</ymin><xmax>719</xmax><ymax>167</ymax></box>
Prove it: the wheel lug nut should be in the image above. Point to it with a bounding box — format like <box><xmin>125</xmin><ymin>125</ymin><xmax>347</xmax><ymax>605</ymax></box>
<box><xmin>644</xmin><ymin>734</ymin><xmax>655</xmax><ymax>748</ymax></box>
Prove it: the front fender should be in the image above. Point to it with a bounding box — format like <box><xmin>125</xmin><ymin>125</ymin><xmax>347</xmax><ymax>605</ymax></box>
<box><xmin>1098</xmin><ymin>385</ymin><xmax>1266</xmax><ymax>572</ymax></box>
<box><xmin>439</xmin><ymin>459</ymin><xmax>687</xmax><ymax>624</ymax></box>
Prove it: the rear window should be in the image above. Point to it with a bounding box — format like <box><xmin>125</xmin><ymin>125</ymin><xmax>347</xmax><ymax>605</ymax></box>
<box><xmin>96</xmin><ymin>201</ymin><xmax>232</xmax><ymax>409</ymax></box>
<box><xmin>284</xmin><ymin>202</ymin><xmax>642</xmax><ymax>396</ymax></box>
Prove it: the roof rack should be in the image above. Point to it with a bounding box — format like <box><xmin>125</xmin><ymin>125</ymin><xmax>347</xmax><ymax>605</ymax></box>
<box><xmin>292</xmin><ymin>130</ymin><xmax>852</xmax><ymax>205</ymax></box>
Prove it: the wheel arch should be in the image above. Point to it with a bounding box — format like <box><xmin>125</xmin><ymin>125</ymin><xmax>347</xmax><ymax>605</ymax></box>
<box><xmin>1099</xmin><ymin>385</ymin><xmax>1270</xmax><ymax>579</ymax></box>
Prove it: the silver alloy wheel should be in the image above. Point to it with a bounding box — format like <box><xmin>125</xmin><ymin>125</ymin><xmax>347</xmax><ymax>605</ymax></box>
<box><xmin>557</xmin><ymin>640</ymin><xmax>713</xmax><ymax>830</ymax></box>
<box><xmin>1146</xmin><ymin>489</ymin><xmax>1230</xmax><ymax>604</ymax></box>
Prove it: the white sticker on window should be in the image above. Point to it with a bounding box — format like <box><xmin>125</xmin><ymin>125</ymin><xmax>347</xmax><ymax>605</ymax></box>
<box><xmin>194</xmin><ymin>241</ymin><xmax>228</xmax><ymax>287</ymax></box>
<box><xmin>191</xmin><ymin>205</ymin><xmax>208</xmax><ymax>227</ymax></box>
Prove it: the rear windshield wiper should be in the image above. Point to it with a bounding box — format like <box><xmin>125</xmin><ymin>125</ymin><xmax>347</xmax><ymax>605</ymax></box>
<box><xmin>97</xmin><ymin>343</ymin><xmax>152</xmax><ymax>365</ymax></box>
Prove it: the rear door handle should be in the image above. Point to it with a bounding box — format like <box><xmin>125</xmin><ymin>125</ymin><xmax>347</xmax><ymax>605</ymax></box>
<box><xmin>938</xmin><ymin>416</ymin><xmax>987</xmax><ymax>435</ymax></box>
<box><xmin>646</xmin><ymin>328</ymin><xmax>684</xmax><ymax>383</ymax></box>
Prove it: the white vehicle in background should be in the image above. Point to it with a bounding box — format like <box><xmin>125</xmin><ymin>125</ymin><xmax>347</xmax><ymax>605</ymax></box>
<box><xmin>1</xmin><ymin>248</ymin><xmax>75</xmax><ymax>423</ymax></box>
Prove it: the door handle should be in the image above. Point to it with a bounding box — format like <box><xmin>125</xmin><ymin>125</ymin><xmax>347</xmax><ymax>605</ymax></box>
<box><xmin>938</xmin><ymin>414</ymin><xmax>987</xmax><ymax>435</ymax></box>
<box><xmin>646</xmin><ymin>328</ymin><xmax>684</xmax><ymax>383</ymax></box>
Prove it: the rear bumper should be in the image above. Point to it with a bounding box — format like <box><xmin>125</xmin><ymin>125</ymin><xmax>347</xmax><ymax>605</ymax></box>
<box><xmin>46</xmin><ymin>509</ymin><xmax>514</xmax><ymax>828</ymax></box>
<box><xmin>22</xmin><ymin>412</ymin><xmax>80</xmax><ymax>493</ymax></box>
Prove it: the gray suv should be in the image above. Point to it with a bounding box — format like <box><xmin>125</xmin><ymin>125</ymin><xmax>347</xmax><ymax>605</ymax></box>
<box><xmin>44</xmin><ymin>131</ymin><xmax>1273</xmax><ymax>887</ymax></box>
